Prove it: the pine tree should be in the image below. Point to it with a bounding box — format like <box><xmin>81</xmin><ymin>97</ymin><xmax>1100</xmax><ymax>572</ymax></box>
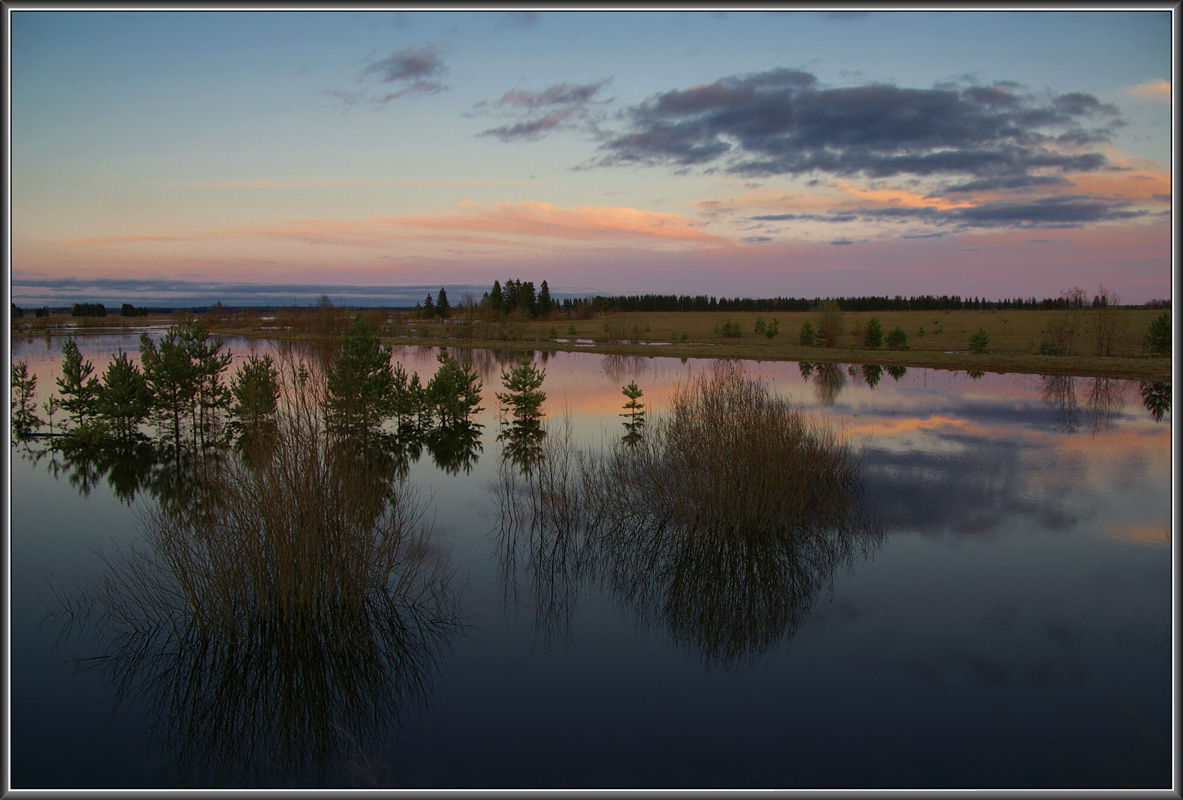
<box><xmin>426</xmin><ymin>353</ymin><xmax>483</xmax><ymax>428</ymax></box>
<box><xmin>863</xmin><ymin>316</ymin><xmax>883</xmax><ymax>349</ymax></box>
<box><xmin>11</xmin><ymin>361</ymin><xmax>43</xmax><ymax>438</ymax></box>
<box><xmin>537</xmin><ymin>280</ymin><xmax>554</xmax><ymax>317</ymax></box>
<box><xmin>496</xmin><ymin>356</ymin><xmax>547</xmax><ymax>424</ymax></box>
<box><xmin>57</xmin><ymin>337</ymin><xmax>100</xmax><ymax>429</ymax></box>
<box><xmin>620</xmin><ymin>380</ymin><xmax>645</xmax><ymax>445</ymax></box>
<box><xmin>325</xmin><ymin>314</ymin><xmax>397</xmax><ymax>436</ymax></box>
<box><xmin>229</xmin><ymin>354</ymin><xmax>280</xmax><ymax>431</ymax></box>
<box><xmin>97</xmin><ymin>350</ymin><xmax>151</xmax><ymax>445</ymax></box>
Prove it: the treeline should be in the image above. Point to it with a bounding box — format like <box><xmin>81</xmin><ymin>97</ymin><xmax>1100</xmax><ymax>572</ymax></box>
<box><xmin>569</xmin><ymin>292</ymin><xmax>1158</xmax><ymax>313</ymax></box>
<box><xmin>480</xmin><ymin>279</ymin><xmax>556</xmax><ymax>318</ymax></box>
<box><xmin>11</xmin><ymin>302</ymin><xmax>154</xmax><ymax>318</ymax></box>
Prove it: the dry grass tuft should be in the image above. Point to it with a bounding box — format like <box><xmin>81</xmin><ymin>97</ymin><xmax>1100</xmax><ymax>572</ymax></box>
<box><xmin>495</xmin><ymin>361</ymin><xmax>881</xmax><ymax>668</ymax></box>
<box><xmin>51</xmin><ymin>359</ymin><xmax>465</xmax><ymax>780</ymax></box>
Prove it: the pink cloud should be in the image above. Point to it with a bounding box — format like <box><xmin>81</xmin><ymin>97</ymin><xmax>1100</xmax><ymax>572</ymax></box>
<box><xmin>59</xmin><ymin>201</ymin><xmax>729</xmax><ymax>252</ymax></box>
<box><xmin>1126</xmin><ymin>79</ymin><xmax>1170</xmax><ymax>101</ymax></box>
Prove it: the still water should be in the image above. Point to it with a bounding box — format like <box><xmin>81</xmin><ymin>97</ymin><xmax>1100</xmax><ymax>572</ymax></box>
<box><xmin>8</xmin><ymin>331</ymin><xmax>1173</xmax><ymax>789</ymax></box>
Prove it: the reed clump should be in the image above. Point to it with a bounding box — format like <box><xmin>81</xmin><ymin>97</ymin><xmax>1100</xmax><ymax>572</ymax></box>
<box><xmin>495</xmin><ymin>362</ymin><xmax>880</xmax><ymax>668</ymax></box>
<box><xmin>58</xmin><ymin>358</ymin><xmax>464</xmax><ymax>779</ymax></box>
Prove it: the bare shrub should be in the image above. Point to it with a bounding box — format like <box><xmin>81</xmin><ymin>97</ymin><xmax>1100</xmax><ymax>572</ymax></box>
<box><xmin>815</xmin><ymin>300</ymin><xmax>844</xmax><ymax>348</ymax></box>
<box><xmin>51</xmin><ymin>364</ymin><xmax>464</xmax><ymax>780</ymax></box>
<box><xmin>494</xmin><ymin>362</ymin><xmax>880</xmax><ymax>669</ymax></box>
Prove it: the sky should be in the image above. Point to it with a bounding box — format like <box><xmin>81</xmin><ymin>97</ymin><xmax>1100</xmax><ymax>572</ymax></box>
<box><xmin>8</xmin><ymin>7</ymin><xmax>1175</xmax><ymax>308</ymax></box>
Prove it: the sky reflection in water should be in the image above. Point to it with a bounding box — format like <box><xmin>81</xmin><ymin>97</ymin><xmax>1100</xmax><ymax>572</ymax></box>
<box><xmin>8</xmin><ymin>332</ymin><xmax>1172</xmax><ymax>789</ymax></box>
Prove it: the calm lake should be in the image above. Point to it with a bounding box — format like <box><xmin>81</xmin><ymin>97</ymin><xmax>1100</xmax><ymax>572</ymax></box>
<box><xmin>8</xmin><ymin>330</ymin><xmax>1173</xmax><ymax>789</ymax></box>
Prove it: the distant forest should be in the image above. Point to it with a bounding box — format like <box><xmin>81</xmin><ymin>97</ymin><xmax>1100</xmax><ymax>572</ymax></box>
<box><xmin>469</xmin><ymin>280</ymin><xmax>1170</xmax><ymax>319</ymax></box>
<box><xmin>10</xmin><ymin>286</ymin><xmax>1171</xmax><ymax>320</ymax></box>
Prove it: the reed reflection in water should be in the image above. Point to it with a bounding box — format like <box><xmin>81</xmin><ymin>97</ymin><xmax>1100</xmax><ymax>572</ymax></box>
<box><xmin>496</xmin><ymin>362</ymin><xmax>881</xmax><ymax>669</ymax></box>
<box><xmin>50</xmin><ymin>361</ymin><xmax>466</xmax><ymax>786</ymax></box>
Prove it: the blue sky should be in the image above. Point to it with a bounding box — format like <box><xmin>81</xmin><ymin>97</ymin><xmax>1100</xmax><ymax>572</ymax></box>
<box><xmin>9</xmin><ymin>8</ymin><xmax>1174</xmax><ymax>307</ymax></box>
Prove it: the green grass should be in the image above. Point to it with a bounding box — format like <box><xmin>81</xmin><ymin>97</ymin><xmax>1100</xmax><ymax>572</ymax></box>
<box><xmin>15</xmin><ymin>306</ymin><xmax>1170</xmax><ymax>381</ymax></box>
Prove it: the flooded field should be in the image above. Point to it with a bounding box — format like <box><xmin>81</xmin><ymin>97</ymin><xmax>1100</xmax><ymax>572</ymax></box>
<box><xmin>8</xmin><ymin>330</ymin><xmax>1173</xmax><ymax>789</ymax></box>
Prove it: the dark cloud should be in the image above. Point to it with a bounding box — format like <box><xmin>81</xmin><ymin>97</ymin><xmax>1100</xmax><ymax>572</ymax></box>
<box><xmin>476</xmin><ymin>80</ymin><xmax>608</xmax><ymax>141</ymax></box>
<box><xmin>363</xmin><ymin>44</ymin><xmax>445</xmax><ymax>84</ymax></box>
<box><xmin>480</xmin><ymin>110</ymin><xmax>576</xmax><ymax>141</ymax></box>
<box><xmin>343</xmin><ymin>44</ymin><xmax>448</xmax><ymax>105</ymax></box>
<box><xmin>751</xmin><ymin>212</ymin><xmax>859</xmax><ymax>223</ymax></box>
<box><xmin>595</xmin><ymin>68</ymin><xmax>1121</xmax><ymax>184</ymax></box>
<box><xmin>939</xmin><ymin>174</ymin><xmax>1073</xmax><ymax>194</ymax></box>
<box><xmin>948</xmin><ymin>195</ymin><xmax>1145</xmax><ymax>228</ymax></box>
<box><xmin>743</xmin><ymin>236</ymin><xmax>774</xmax><ymax>243</ymax></box>
<box><xmin>830</xmin><ymin>237</ymin><xmax>858</xmax><ymax>246</ymax></box>
<box><xmin>757</xmin><ymin>194</ymin><xmax>1149</xmax><ymax>231</ymax></box>
<box><xmin>496</xmin><ymin>83</ymin><xmax>603</xmax><ymax>109</ymax></box>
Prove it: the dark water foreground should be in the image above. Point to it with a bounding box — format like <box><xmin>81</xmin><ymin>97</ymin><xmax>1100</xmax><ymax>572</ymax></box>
<box><xmin>8</xmin><ymin>333</ymin><xmax>1173</xmax><ymax>790</ymax></box>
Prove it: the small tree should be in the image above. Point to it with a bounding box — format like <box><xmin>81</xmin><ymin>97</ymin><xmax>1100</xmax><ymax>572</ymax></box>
<box><xmin>1091</xmin><ymin>285</ymin><xmax>1121</xmax><ymax>356</ymax></box>
<box><xmin>799</xmin><ymin>321</ymin><xmax>817</xmax><ymax>346</ymax></box>
<box><xmin>57</xmin><ymin>337</ymin><xmax>100</xmax><ymax>429</ymax></box>
<box><xmin>1144</xmin><ymin>311</ymin><xmax>1170</xmax><ymax>356</ymax></box>
<box><xmin>426</xmin><ymin>353</ymin><xmax>484</xmax><ymax>428</ymax></box>
<box><xmin>815</xmin><ymin>300</ymin><xmax>844</xmax><ymax>348</ymax></box>
<box><xmin>715</xmin><ymin>320</ymin><xmax>742</xmax><ymax>338</ymax></box>
<box><xmin>229</xmin><ymin>354</ymin><xmax>280</xmax><ymax>431</ymax></box>
<box><xmin>436</xmin><ymin>288</ymin><xmax>451</xmax><ymax>319</ymax></box>
<box><xmin>487</xmin><ymin>280</ymin><xmax>504</xmax><ymax>316</ymax></box>
<box><xmin>421</xmin><ymin>294</ymin><xmax>435</xmax><ymax>319</ymax></box>
<box><xmin>763</xmin><ymin>318</ymin><xmax>779</xmax><ymax>339</ymax></box>
<box><xmin>621</xmin><ymin>380</ymin><xmax>645</xmax><ymax>445</ymax></box>
<box><xmin>885</xmin><ymin>326</ymin><xmax>909</xmax><ymax>351</ymax></box>
<box><xmin>185</xmin><ymin>321</ymin><xmax>233</xmax><ymax>447</ymax></box>
<box><xmin>496</xmin><ymin>356</ymin><xmax>547</xmax><ymax>425</ymax></box>
<box><xmin>968</xmin><ymin>327</ymin><xmax>990</xmax><ymax>353</ymax></box>
<box><xmin>96</xmin><ymin>350</ymin><xmax>151</xmax><ymax>445</ymax></box>
<box><xmin>325</xmin><ymin>314</ymin><xmax>397</xmax><ymax>436</ymax></box>
<box><xmin>391</xmin><ymin>362</ymin><xmax>427</xmax><ymax>429</ymax></box>
<box><xmin>11</xmin><ymin>361</ymin><xmax>43</xmax><ymax>439</ymax></box>
<box><xmin>140</xmin><ymin>327</ymin><xmax>197</xmax><ymax>449</ymax></box>
<box><xmin>863</xmin><ymin>316</ymin><xmax>883</xmax><ymax>349</ymax></box>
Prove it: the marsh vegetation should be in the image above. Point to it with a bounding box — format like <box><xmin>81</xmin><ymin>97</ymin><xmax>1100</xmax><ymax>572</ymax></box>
<box><xmin>495</xmin><ymin>363</ymin><xmax>881</xmax><ymax>667</ymax></box>
<box><xmin>45</xmin><ymin>350</ymin><xmax>466</xmax><ymax>783</ymax></box>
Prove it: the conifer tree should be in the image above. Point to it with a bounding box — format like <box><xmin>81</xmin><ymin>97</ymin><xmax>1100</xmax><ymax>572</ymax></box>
<box><xmin>97</xmin><ymin>350</ymin><xmax>151</xmax><ymax>445</ymax></box>
<box><xmin>57</xmin><ymin>337</ymin><xmax>100</xmax><ymax>429</ymax></box>
<box><xmin>325</xmin><ymin>314</ymin><xmax>397</xmax><ymax>436</ymax></box>
<box><xmin>426</xmin><ymin>353</ymin><xmax>483</xmax><ymax>428</ymax></box>
<box><xmin>11</xmin><ymin>361</ymin><xmax>43</xmax><ymax>438</ymax></box>
<box><xmin>496</xmin><ymin>356</ymin><xmax>547</xmax><ymax>424</ymax></box>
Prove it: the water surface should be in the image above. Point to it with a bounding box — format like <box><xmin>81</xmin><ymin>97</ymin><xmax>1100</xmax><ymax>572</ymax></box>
<box><xmin>8</xmin><ymin>332</ymin><xmax>1172</xmax><ymax>789</ymax></box>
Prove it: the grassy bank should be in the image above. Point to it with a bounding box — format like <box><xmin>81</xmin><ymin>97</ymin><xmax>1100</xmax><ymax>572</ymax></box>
<box><xmin>13</xmin><ymin>307</ymin><xmax>1171</xmax><ymax>382</ymax></box>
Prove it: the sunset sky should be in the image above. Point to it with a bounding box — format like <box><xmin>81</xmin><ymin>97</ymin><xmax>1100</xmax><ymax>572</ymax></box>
<box><xmin>8</xmin><ymin>8</ymin><xmax>1174</xmax><ymax>307</ymax></box>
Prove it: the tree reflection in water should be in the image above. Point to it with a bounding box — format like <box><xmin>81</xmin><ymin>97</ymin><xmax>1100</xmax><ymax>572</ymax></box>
<box><xmin>495</xmin><ymin>362</ymin><xmax>881</xmax><ymax>669</ymax></box>
<box><xmin>1139</xmin><ymin>381</ymin><xmax>1170</xmax><ymax>423</ymax></box>
<box><xmin>1041</xmin><ymin>375</ymin><xmax>1134</xmax><ymax>435</ymax></box>
<box><xmin>49</xmin><ymin>369</ymin><xmax>465</xmax><ymax>786</ymax></box>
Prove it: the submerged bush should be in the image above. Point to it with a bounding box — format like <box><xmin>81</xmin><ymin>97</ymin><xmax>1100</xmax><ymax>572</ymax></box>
<box><xmin>968</xmin><ymin>327</ymin><xmax>990</xmax><ymax>353</ymax></box>
<box><xmin>52</xmin><ymin>366</ymin><xmax>464</xmax><ymax>778</ymax></box>
<box><xmin>495</xmin><ymin>362</ymin><xmax>880</xmax><ymax>669</ymax></box>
